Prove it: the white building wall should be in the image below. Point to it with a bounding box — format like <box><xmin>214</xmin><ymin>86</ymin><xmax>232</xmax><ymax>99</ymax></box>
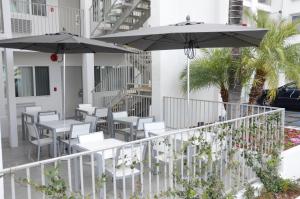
<box><xmin>150</xmin><ymin>0</ymin><xmax>227</xmax><ymax>121</ymax></box>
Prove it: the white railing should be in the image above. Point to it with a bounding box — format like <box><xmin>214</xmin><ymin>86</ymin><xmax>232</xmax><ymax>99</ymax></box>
<box><xmin>93</xmin><ymin>52</ymin><xmax>152</xmax><ymax>93</ymax></box>
<box><xmin>0</xmin><ymin>104</ymin><xmax>284</xmax><ymax>199</ymax></box>
<box><xmin>163</xmin><ymin>96</ymin><xmax>279</xmax><ymax>129</ymax></box>
<box><xmin>10</xmin><ymin>0</ymin><xmax>84</xmax><ymax>36</ymax></box>
<box><xmin>93</xmin><ymin>92</ymin><xmax>151</xmax><ymax>117</ymax></box>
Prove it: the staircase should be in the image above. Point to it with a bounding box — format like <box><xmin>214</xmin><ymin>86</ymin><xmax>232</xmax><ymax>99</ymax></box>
<box><xmin>92</xmin><ymin>51</ymin><xmax>152</xmax><ymax>117</ymax></box>
<box><xmin>90</xmin><ymin>0</ymin><xmax>150</xmax><ymax>37</ymax></box>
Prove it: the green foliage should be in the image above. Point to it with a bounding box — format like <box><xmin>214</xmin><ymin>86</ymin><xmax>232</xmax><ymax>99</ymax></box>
<box><xmin>19</xmin><ymin>166</ymin><xmax>78</xmax><ymax>199</ymax></box>
<box><xmin>245</xmin><ymin>10</ymin><xmax>300</xmax><ymax>100</ymax></box>
<box><xmin>201</xmin><ymin>174</ymin><xmax>226</xmax><ymax>199</ymax></box>
<box><xmin>180</xmin><ymin>49</ymin><xmax>231</xmax><ymax>92</ymax></box>
<box><xmin>18</xmin><ymin>166</ymin><xmax>107</xmax><ymax>199</ymax></box>
<box><xmin>181</xmin><ymin>11</ymin><xmax>300</xmax><ymax>103</ymax></box>
<box><xmin>243</xmin><ymin>183</ymin><xmax>256</xmax><ymax>199</ymax></box>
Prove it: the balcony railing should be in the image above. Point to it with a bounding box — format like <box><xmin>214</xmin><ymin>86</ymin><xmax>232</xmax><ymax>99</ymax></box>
<box><xmin>0</xmin><ymin>98</ymin><xmax>284</xmax><ymax>198</ymax></box>
<box><xmin>10</xmin><ymin>0</ymin><xmax>84</xmax><ymax>36</ymax></box>
<box><xmin>163</xmin><ymin>96</ymin><xmax>279</xmax><ymax>129</ymax></box>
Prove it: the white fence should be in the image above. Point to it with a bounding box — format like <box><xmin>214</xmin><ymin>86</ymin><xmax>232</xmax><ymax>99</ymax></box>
<box><xmin>0</xmin><ymin>100</ymin><xmax>284</xmax><ymax>199</ymax></box>
<box><xmin>163</xmin><ymin>96</ymin><xmax>279</xmax><ymax>129</ymax></box>
<box><xmin>10</xmin><ymin>0</ymin><xmax>84</xmax><ymax>36</ymax></box>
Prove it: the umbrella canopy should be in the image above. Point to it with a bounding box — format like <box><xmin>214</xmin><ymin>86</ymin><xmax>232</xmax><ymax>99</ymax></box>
<box><xmin>0</xmin><ymin>32</ymin><xmax>133</xmax><ymax>149</ymax></box>
<box><xmin>97</xmin><ymin>19</ymin><xmax>267</xmax><ymax>54</ymax></box>
<box><xmin>97</xmin><ymin>17</ymin><xmax>268</xmax><ymax>118</ymax></box>
<box><xmin>0</xmin><ymin>32</ymin><xmax>133</xmax><ymax>54</ymax></box>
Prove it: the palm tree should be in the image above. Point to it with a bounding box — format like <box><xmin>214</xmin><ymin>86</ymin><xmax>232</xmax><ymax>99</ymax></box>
<box><xmin>180</xmin><ymin>49</ymin><xmax>230</xmax><ymax>103</ymax></box>
<box><xmin>228</xmin><ymin>0</ymin><xmax>244</xmax><ymax>105</ymax></box>
<box><xmin>180</xmin><ymin>48</ymin><xmax>253</xmax><ymax>105</ymax></box>
<box><xmin>247</xmin><ymin>11</ymin><xmax>300</xmax><ymax>104</ymax></box>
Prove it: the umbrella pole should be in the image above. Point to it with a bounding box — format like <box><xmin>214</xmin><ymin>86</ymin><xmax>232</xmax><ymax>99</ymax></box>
<box><xmin>63</xmin><ymin>53</ymin><xmax>66</xmax><ymax>120</ymax></box>
<box><xmin>187</xmin><ymin>57</ymin><xmax>190</xmax><ymax>103</ymax></box>
<box><xmin>187</xmin><ymin>57</ymin><xmax>190</xmax><ymax>128</ymax></box>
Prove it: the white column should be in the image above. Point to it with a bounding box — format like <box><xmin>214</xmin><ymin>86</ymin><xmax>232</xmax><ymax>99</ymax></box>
<box><xmin>2</xmin><ymin>0</ymin><xmax>18</xmax><ymax>147</ymax></box>
<box><xmin>0</xmin><ymin>121</ymin><xmax>3</xmax><ymax>199</ymax></box>
<box><xmin>82</xmin><ymin>54</ymin><xmax>95</xmax><ymax>104</ymax></box>
<box><xmin>5</xmin><ymin>49</ymin><xmax>18</xmax><ymax>147</ymax></box>
<box><xmin>0</xmin><ymin>51</ymin><xmax>4</xmax><ymax>198</ymax></box>
<box><xmin>81</xmin><ymin>0</ymin><xmax>95</xmax><ymax>104</ymax></box>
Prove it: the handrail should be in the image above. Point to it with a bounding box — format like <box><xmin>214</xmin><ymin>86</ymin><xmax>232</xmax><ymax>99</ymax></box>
<box><xmin>90</xmin><ymin>0</ymin><xmax>120</xmax><ymax>36</ymax></box>
<box><xmin>0</xmin><ymin>108</ymin><xmax>284</xmax><ymax>174</ymax></box>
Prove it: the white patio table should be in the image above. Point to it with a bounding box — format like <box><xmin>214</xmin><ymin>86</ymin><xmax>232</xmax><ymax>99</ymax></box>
<box><xmin>113</xmin><ymin>116</ymin><xmax>139</xmax><ymax>140</ymax></box>
<box><xmin>72</xmin><ymin>138</ymin><xmax>126</xmax><ymax>197</ymax></box>
<box><xmin>75</xmin><ymin>107</ymin><xmax>96</xmax><ymax>120</ymax></box>
<box><xmin>37</xmin><ymin>119</ymin><xmax>83</xmax><ymax>157</ymax></box>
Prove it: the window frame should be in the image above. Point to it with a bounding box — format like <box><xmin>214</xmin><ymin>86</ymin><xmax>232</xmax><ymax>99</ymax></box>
<box><xmin>14</xmin><ymin>65</ymin><xmax>50</xmax><ymax>98</ymax></box>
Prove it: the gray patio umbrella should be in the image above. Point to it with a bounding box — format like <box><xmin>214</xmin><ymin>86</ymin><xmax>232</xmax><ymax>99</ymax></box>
<box><xmin>0</xmin><ymin>32</ymin><xmax>133</xmax><ymax>119</ymax></box>
<box><xmin>97</xmin><ymin>16</ymin><xmax>268</xmax><ymax>102</ymax></box>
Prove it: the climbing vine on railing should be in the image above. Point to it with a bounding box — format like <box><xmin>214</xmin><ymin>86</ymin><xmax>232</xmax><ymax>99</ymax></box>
<box><xmin>16</xmin><ymin>110</ymin><xmax>287</xmax><ymax>199</ymax></box>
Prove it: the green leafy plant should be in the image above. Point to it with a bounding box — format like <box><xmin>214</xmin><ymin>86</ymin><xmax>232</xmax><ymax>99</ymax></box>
<box><xmin>243</xmin><ymin>183</ymin><xmax>256</xmax><ymax>199</ymax></box>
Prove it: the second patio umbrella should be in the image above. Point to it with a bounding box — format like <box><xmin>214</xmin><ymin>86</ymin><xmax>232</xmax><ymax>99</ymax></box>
<box><xmin>98</xmin><ymin>16</ymin><xmax>268</xmax><ymax>102</ymax></box>
<box><xmin>0</xmin><ymin>32</ymin><xmax>133</xmax><ymax>120</ymax></box>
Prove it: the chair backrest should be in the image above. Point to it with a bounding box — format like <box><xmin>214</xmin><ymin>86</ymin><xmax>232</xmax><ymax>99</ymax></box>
<box><xmin>79</xmin><ymin>132</ymin><xmax>104</xmax><ymax>144</ymax></box>
<box><xmin>78</xmin><ymin>104</ymin><xmax>92</xmax><ymax>108</ymax></box>
<box><xmin>136</xmin><ymin>117</ymin><xmax>154</xmax><ymax>130</ymax></box>
<box><xmin>144</xmin><ymin>122</ymin><xmax>165</xmax><ymax>137</ymax></box>
<box><xmin>25</xmin><ymin>106</ymin><xmax>42</xmax><ymax>113</ymax></box>
<box><xmin>94</xmin><ymin>108</ymin><xmax>108</xmax><ymax>118</ymax></box>
<box><xmin>116</xmin><ymin>144</ymin><xmax>145</xmax><ymax>167</ymax></box>
<box><xmin>39</xmin><ymin>114</ymin><xmax>60</xmax><ymax>123</ymax></box>
<box><xmin>70</xmin><ymin>123</ymin><xmax>91</xmax><ymax>139</ymax></box>
<box><xmin>38</xmin><ymin>111</ymin><xmax>57</xmax><ymax>122</ymax></box>
<box><xmin>84</xmin><ymin>115</ymin><xmax>98</xmax><ymax>132</ymax></box>
<box><xmin>148</xmin><ymin>132</ymin><xmax>170</xmax><ymax>153</ymax></box>
<box><xmin>25</xmin><ymin>122</ymin><xmax>39</xmax><ymax>141</ymax></box>
<box><xmin>112</xmin><ymin>111</ymin><xmax>128</xmax><ymax>119</ymax></box>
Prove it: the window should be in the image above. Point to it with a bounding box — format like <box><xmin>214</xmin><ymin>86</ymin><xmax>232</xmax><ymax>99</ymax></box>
<box><xmin>35</xmin><ymin>67</ymin><xmax>50</xmax><ymax>96</ymax></box>
<box><xmin>31</xmin><ymin>0</ymin><xmax>47</xmax><ymax>16</ymax></box>
<box><xmin>14</xmin><ymin>66</ymin><xmax>50</xmax><ymax>97</ymax></box>
<box><xmin>10</xmin><ymin>0</ymin><xmax>30</xmax><ymax>14</ymax></box>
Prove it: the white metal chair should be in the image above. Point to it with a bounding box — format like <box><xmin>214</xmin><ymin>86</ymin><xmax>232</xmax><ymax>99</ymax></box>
<box><xmin>118</xmin><ymin>117</ymin><xmax>155</xmax><ymax>140</ymax></box>
<box><xmin>94</xmin><ymin>108</ymin><xmax>108</xmax><ymax>131</ymax></box>
<box><xmin>144</xmin><ymin>122</ymin><xmax>166</xmax><ymax>138</ymax></box>
<box><xmin>39</xmin><ymin>114</ymin><xmax>60</xmax><ymax>122</ymax></box>
<box><xmin>134</xmin><ymin>117</ymin><xmax>155</xmax><ymax>139</ymax></box>
<box><xmin>25</xmin><ymin>122</ymin><xmax>53</xmax><ymax>161</ymax></box>
<box><xmin>84</xmin><ymin>115</ymin><xmax>98</xmax><ymax>132</ymax></box>
<box><xmin>78</xmin><ymin>104</ymin><xmax>92</xmax><ymax>108</ymax></box>
<box><xmin>106</xmin><ymin>143</ymin><xmax>146</xmax><ymax>180</ymax></box>
<box><xmin>112</xmin><ymin>111</ymin><xmax>128</xmax><ymax>120</ymax></box>
<box><xmin>25</xmin><ymin>106</ymin><xmax>42</xmax><ymax>113</ymax></box>
<box><xmin>78</xmin><ymin>132</ymin><xmax>104</xmax><ymax>144</ymax></box>
<box><xmin>60</xmin><ymin>122</ymin><xmax>91</xmax><ymax>154</ymax></box>
<box><xmin>112</xmin><ymin>111</ymin><xmax>129</xmax><ymax>139</ymax></box>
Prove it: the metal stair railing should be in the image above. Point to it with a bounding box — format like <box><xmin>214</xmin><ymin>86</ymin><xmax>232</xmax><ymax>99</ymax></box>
<box><xmin>90</xmin><ymin>0</ymin><xmax>150</xmax><ymax>36</ymax></box>
<box><xmin>90</xmin><ymin>0</ymin><xmax>122</xmax><ymax>36</ymax></box>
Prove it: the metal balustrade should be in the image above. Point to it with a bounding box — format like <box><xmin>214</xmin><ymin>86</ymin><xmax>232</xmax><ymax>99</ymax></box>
<box><xmin>93</xmin><ymin>93</ymin><xmax>151</xmax><ymax>117</ymax></box>
<box><xmin>89</xmin><ymin>0</ymin><xmax>150</xmax><ymax>36</ymax></box>
<box><xmin>0</xmin><ymin>102</ymin><xmax>284</xmax><ymax>199</ymax></box>
<box><xmin>93</xmin><ymin>52</ymin><xmax>152</xmax><ymax>93</ymax></box>
<box><xmin>163</xmin><ymin>96</ymin><xmax>279</xmax><ymax>129</ymax></box>
<box><xmin>10</xmin><ymin>1</ymin><xmax>84</xmax><ymax>36</ymax></box>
